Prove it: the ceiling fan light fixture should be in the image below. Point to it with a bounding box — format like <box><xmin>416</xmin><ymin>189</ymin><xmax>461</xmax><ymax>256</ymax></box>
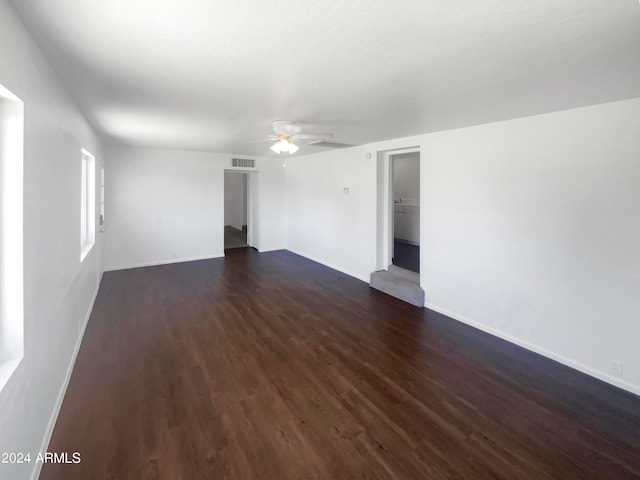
<box><xmin>270</xmin><ymin>141</ymin><xmax>282</xmax><ymax>154</ymax></box>
<box><xmin>271</xmin><ymin>136</ymin><xmax>298</xmax><ymax>155</ymax></box>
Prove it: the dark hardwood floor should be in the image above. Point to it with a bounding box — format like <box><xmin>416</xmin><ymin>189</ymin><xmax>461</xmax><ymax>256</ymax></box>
<box><xmin>41</xmin><ymin>248</ymin><xmax>640</xmax><ymax>479</ymax></box>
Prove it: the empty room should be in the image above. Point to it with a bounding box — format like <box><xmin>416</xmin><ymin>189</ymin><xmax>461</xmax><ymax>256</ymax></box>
<box><xmin>1</xmin><ymin>0</ymin><xmax>639</xmax><ymax>479</ymax></box>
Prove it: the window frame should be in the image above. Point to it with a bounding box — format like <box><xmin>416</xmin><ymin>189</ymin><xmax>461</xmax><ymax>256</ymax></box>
<box><xmin>0</xmin><ymin>83</ymin><xmax>24</xmax><ymax>391</ymax></box>
<box><xmin>80</xmin><ymin>148</ymin><xmax>96</xmax><ymax>262</ymax></box>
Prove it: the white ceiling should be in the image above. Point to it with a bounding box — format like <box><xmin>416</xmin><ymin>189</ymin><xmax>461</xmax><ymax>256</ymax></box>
<box><xmin>10</xmin><ymin>0</ymin><xmax>640</xmax><ymax>156</ymax></box>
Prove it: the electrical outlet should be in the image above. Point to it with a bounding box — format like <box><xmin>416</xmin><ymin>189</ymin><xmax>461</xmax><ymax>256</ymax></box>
<box><xmin>343</xmin><ymin>187</ymin><xmax>350</xmax><ymax>194</ymax></box>
<box><xmin>610</xmin><ymin>360</ymin><xmax>623</xmax><ymax>378</ymax></box>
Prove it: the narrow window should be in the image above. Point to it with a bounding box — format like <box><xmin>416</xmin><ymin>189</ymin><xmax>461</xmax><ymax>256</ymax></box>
<box><xmin>99</xmin><ymin>167</ymin><xmax>105</xmax><ymax>227</ymax></box>
<box><xmin>0</xmin><ymin>83</ymin><xmax>24</xmax><ymax>390</ymax></box>
<box><xmin>80</xmin><ymin>149</ymin><xmax>96</xmax><ymax>261</ymax></box>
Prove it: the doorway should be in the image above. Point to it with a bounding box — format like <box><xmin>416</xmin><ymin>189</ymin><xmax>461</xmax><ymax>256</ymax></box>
<box><xmin>391</xmin><ymin>152</ymin><xmax>420</xmax><ymax>273</ymax></box>
<box><xmin>371</xmin><ymin>147</ymin><xmax>424</xmax><ymax>306</ymax></box>
<box><xmin>375</xmin><ymin>147</ymin><xmax>421</xmax><ymax>273</ymax></box>
<box><xmin>224</xmin><ymin>171</ymin><xmax>249</xmax><ymax>249</ymax></box>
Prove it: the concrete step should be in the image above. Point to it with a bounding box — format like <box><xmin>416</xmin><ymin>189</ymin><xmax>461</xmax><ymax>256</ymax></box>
<box><xmin>369</xmin><ymin>267</ymin><xmax>424</xmax><ymax>307</ymax></box>
<box><xmin>388</xmin><ymin>264</ymin><xmax>420</xmax><ymax>282</ymax></box>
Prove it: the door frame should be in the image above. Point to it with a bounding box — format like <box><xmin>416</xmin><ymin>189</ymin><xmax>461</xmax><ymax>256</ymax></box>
<box><xmin>377</xmin><ymin>147</ymin><xmax>420</xmax><ymax>271</ymax></box>
<box><xmin>223</xmin><ymin>169</ymin><xmax>256</xmax><ymax>251</ymax></box>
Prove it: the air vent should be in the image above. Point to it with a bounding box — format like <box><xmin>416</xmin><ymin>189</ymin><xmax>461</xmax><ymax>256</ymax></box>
<box><xmin>231</xmin><ymin>158</ymin><xmax>255</xmax><ymax>168</ymax></box>
<box><xmin>309</xmin><ymin>141</ymin><xmax>354</xmax><ymax>149</ymax></box>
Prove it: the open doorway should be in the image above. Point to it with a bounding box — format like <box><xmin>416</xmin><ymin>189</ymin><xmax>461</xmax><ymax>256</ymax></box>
<box><xmin>224</xmin><ymin>171</ymin><xmax>248</xmax><ymax>249</ymax></box>
<box><xmin>374</xmin><ymin>146</ymin><xmax>421</xmax><ymax>273</ymax></box>
<box><xmin>372</xmin><ymin>147</ymin><xmax>424</xmax><ymax>306</ymax></box>
<box><xmin>391</xmin><ymin>152</ymin><xmax>420</xmax><ymax>273</ymax></box>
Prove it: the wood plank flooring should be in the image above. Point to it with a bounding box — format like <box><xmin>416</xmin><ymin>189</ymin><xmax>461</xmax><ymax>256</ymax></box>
<box><xmin>41</xmin><ymin>248</ymin><xmax>640</xmax><ymax>479</ymax></box>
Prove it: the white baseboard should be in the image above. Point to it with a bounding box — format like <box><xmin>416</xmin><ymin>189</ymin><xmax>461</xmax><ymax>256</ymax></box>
<box><xmin>394</xmin><ymin>237</ymin><xmax>420</xmax><ymax>246</ymax></box>
<box><xmin>256</xmin><ymin>246</ymin><xmax>285</xmax><ymax>253</ymax></box>
<box><xmin>30</xmin><ymin>280</ymin><xmax>101</xmax><ymax>480</ymax></box>
<box><xmin>104</xmin><ymin>253</ymin><xmax>225</xmax><ymax>272</ymax></box>
<box><xmin>286</xmin><ymin>248</ymin><xmax>369</xmax><ymax>283</ymax></box>
<box><xmin>425</xmin><ymin>302</ymin><xmax>640</xmax><ymax>396</ymax></box>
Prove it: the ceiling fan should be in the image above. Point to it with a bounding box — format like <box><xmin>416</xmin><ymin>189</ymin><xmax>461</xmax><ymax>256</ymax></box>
<box><xmin>266</xmin><ymin>120</ymin><xmax>333</xmax><ymax>154</ymax></box>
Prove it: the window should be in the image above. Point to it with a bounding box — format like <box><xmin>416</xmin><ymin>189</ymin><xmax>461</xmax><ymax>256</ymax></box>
<box><xmin>0</xmin><ymin>83</ymin><xmax>24</xmax><ymax>390</ymax></box>
<box><xmin>99</xmin><ymin>167</ymin><xmax>105</xmax><ymax>227</ymax></box>
<box><xmin>80</xmin><ymin>149</ymin><xmax>96</xmax><ymax>261</ymax></box>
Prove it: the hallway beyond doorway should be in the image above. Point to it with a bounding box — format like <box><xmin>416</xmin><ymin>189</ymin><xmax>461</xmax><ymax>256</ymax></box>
<box><xmin>393</xmin><ymin>239</ymin><xmax>419</xmax><ymax>273</ymax></box>
<box><xmin>224</xmin><ymin>171</ymin><xmax>249</xmax><ymax>249</ymax></box>
<box><xmin>224</xmin><ymin>225</ymin><xmax>247</xmax><ymax>249</ymax></box>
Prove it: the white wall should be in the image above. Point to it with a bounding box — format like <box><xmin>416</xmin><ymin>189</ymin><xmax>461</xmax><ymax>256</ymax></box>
<box><xmin>104</xmin><ymin>146</ymin><xmax>285</xmax><ymax>270</ymax></box>
<box><xmin>0</xmin><ymin>2</ymin><xmax>103</xmax><ymax>479</ymax></box>
<box><xmin>256</xmin><ymin>157</ymin><xmax>287</xmax><ymax>252</ymax></box>
<box><xmin>285</xmin><ymin>98</ymin><xmax>640</xmax><ymax>395</ymax></box>
<box><xmin>285</xmin><ymin>147</ymin><xmax>377</xmax><ymax>282</ymax></box>
<box><xmin>224</xmin><ymin>172</ymin><xmax>246</xmax><ymax>230</ymax></box>
<box><xmin>420</xmin><ymin>98</ymin><xmax>640</xmax><ymax>395</ymax></box>
<box><xmin>392</xmin><ymin>152</ymin><xmax>420</xmax><ymax>203</ymax></box>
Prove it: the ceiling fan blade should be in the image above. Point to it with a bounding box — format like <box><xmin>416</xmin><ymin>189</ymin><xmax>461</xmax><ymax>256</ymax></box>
<box><xmin>247</xmin><ymin>136</ymin><xmax>279</xmax><ymax>144</ymax></box>
<box><xmin>291</xmin><ymin>133</ymin><xmax>334</xmax><ymax>140</ymax></box>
